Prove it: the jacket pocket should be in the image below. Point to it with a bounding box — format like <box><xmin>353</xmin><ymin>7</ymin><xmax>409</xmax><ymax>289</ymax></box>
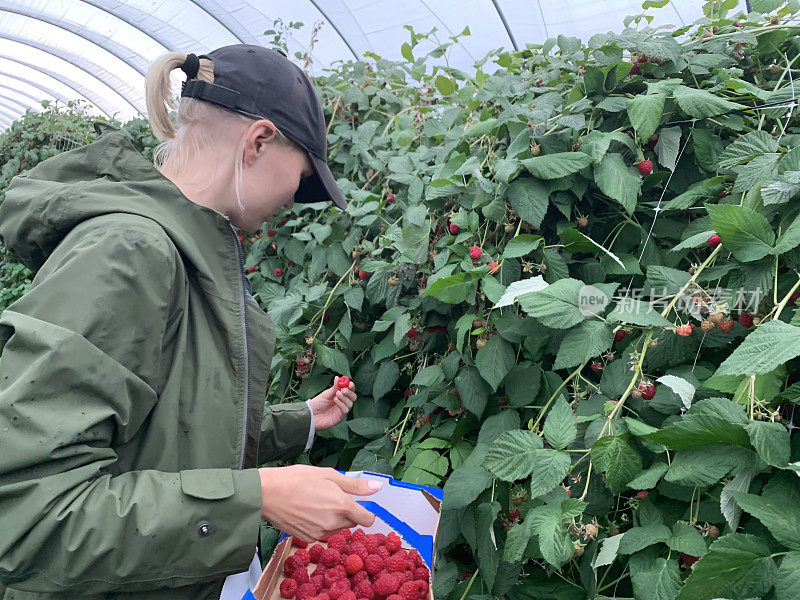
<box><xmin>180</xmin><ymin>469</ymin><xmax>236</xmax><ymax>500</ymax></box>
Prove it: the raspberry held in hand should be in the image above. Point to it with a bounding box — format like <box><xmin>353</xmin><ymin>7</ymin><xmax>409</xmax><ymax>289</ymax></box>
<box><xmin>336</xmin><ymin>376</ymin><xmax>351</xmax><ymax>390</ymax></box>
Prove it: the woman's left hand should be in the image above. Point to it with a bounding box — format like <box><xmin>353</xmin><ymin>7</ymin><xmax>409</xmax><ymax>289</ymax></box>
<box><xmin>308</xmin><ymin>376</ymin><xmax>356</xmax><ymax>430</ymax></box>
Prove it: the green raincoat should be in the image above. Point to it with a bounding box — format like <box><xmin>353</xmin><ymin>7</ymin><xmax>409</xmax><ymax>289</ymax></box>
<box><xmin>0</xmin><ymin>122</ymin><xmax>313</xmax><ymax>599</ymax></box>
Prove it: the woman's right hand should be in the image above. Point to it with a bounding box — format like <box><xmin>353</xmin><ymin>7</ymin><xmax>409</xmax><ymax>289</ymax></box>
<box><xmin>258</xmin><ymin>465</ymin><xmax>384</xmax><ymax>542</ymax></box>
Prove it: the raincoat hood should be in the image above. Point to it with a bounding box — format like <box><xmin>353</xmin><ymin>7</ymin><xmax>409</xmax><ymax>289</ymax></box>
<box><xmin>0</xmin><ymin>121</ymin><xmax>237</xmax><ymax>299</ymax></box>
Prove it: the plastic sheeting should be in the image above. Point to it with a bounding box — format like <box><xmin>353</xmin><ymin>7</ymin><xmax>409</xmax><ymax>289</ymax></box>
<box><xmin>0</xmin><ymin>0</ymin><xmax>749</xmax><ymax>128</ymax></box>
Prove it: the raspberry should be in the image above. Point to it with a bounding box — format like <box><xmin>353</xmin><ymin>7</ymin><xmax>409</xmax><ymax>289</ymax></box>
<box><xmin>328</xmin><ymin>534</ymin><xmax>348</xmax><ymax>551</ymax></box>
<box><xmin>275</xmin><ymin>267</ymin><xmax>283</xmax><ymax>277</ymax></box>
<box><xmin>295</xmin><ymin>549</ymin><xmax>311</xmax><ymax>566</ymax></box>
<box><xmin>385</xmin><ymin>533</ymin><xmax>402</xmax><ymax>553</ymax></box>
<box><xmin>629</xmin><ymin>62</ymin><xmax>641</xmax><ymax>75</ymax></box>
<box><xmin>359</xmin><ymin>270</ymin><xmax>368</xmax><ymax>280</ymax></box>
<box><xmin>376</xmin><ymin>546</ymin><xmax>391</xmax><ymax>560</ymax></box>
<box><xmin>344</xmin><ymin>554</ymin><xmax>364</xmax><ymax>575</ymax></box>
<box><xmin>311</xmin><ymin>565</ymin><xmax>327</xmax><ymax>578</ymax></box>
<box><xmin>298</xmin><ymin>583</ymin><xmax>318</xmax><ymax>600</ymax></box>
<box><xmin>268</xmin><ymin>229</ymin><xmax>276</xmax><ymax>237</ymax></box>
<box><xmin>311</xmin><ymin>575</ymin><xmax>325</xmax><ymax>592</ymax></box>
<box><xmin>409</xmin><ymin>551</ymin><xmax>424</xmax><ymax>568</ymax></box>
<box><xmin>681</xmin><ymin>552</ymin><xmax>700</xmax><ymax>567</ymax></box>
<box><xmin>247</xmin><ymin>266</ymin><xmax>257</xmax><ymax>274</ymax></box>
<box><xmin>707</xmin><ymin>234</ymin><xmax>721</xmax><ymax>248</ymax></box>
<box><xmin>321</xmin><ymin>549</ymin><xmax>343</xmax><ymax>567</ymax></box>
<box><xmin>414</xmin><ymin>580</ymin><xmax>428</xmax><ymax>599</ymax></box>
<box><xmin>350</xmin><ymin>544</ymin><xmax>369</xmax><ymax>561</ymax></box>
<box><xmin>310</xmin><ymin>545</ymin><xmax>325</xmax><ymax>563</ymax></box>
<box><xmin>675</xmin><ymin>324</ymin><xmax>693</xmax><ymax>336</ymax></box>
<box><xmin>386</xmin><ymin>194</ymin><xmax>395</xmax><ymax>204</ymax></box>
<box><xmin>294</xmin><ymin>539</ymin><xmax>309</xmax><ymax>549</ymax></box>
<box><xmin>397</xmin><ymin>581</ymin><xmax>418</xmax><ymax>600</ymax></box>
<box><xmin>404</xmin><ymin>560</ymin><xmax>415</xmax><ymax>571</ymax></box>
<box><xmin>294</xmin><ymin>570</ymin><xmax>311</xmax><ymax>585</ymax></box>
<box><xmin>350</xmin><ymin>570</ymin><xmax>369</xmax><ymax>585</ymax></box>
<box><xmin>637</xmin><ymin>381</ymin><xmax>656</xmax><ymax>400</ymax></box>
<box><xmin>327</xmin><ymin>565</ymin><xmax>347</xmax><ymax>581</ymax></box>
<box><xmin>279</xmin><ymin>218</ymin><xmax>288</xmax><ymax>226</ymax></box>
<box><xmin>739</xmin><ymin>313</ymin><xmax>754</xmax><ymax>328</ymax></box>
<box><xmin>374</xmin><ymin>574</ymin><xmax>400</xmax><ymax>597</ymax></box>
<box><xmin>364</xmin><ymin>555</ymin><xmax>384</xmax><ymax>575</ymax></box>
<box><xmin>469</xmin><ymin>246</ymin><xmax>482</xmax><ymax>260</ymax></box>
<box><xmin>352</xmin><ymin>529</ymin><xmax>367</xmax><ymax>543</ymax></box>
<box><xmin>636</xmin><ymin>490</ymin><xmax>649</xmax><ymax>499</ymax></box>
<box><xmin>318</xmin><ymin>595</ymin><xmax>331</xmax><ymax>600</ymax></box>
<box><xmin>387</xmin><ymin>596</ymin><xmax>403</xmax><ymax>600</ymax></box>
<box><xmin>449</xmin><ymin>222</ymin><xmax>460</xmax><ymax>235</ymax></box>
<box><xmin>719</xmin><ymin>319</ymin><xmax>735</xmax><ymax>333</ymax></box>
<box><xmin>340</xmin><ymin>593</ymin><xmax>357</xmax><ymax>600</ymax></box>
<box><xmin>590</xmin><ymin>361</ymin><xmax>602</xmax><ymax>373</ymax></box>
<box><xmin>398</xmin><ymin>571</ymin><xmax>414</xmax><ymax>584</ymax></box>
<box><xmin>365</xmin><ymin>536</ymin><xmax>381</xmax><ymax>553</ymax></box>
<box><xmin>281</xmin><ymin>578</ymin><xmax>299</xmax><ymax>599</ymax></box>
<box><xmin>700</xmin><ymin>319</ymin><xmax>715</xmax><ymax>332</ymax></box>
<box><xmin>353</xmin><ymin>581</ymin><xmax>375</xmax><ymax>600</ymax></box>
<box><xmin>336</xmin><ymin>376</ymin><xmax>351</xmax><ymax>390</ymax></box>
<box><xmin>413</xmin><ymin>567</ymin><xmax>429</xmax><ymax>582</ymax></box>
<box><xmin>329</xmin><ymin>579</ymin><xmax>352</xmax><ymax>599</ymax></box>
<box><xmin>614</xmin><ymin>329</ymin><xmax>627</xmax><ymax>342</ymax></box>
<box><xmin>340</xmin><ymin>528</ymin><xmax>353</xmax><ymax>542</ymax></box>
<box><xmin>638</xmin><ymin>160</ymin><xmax>653</xmax><ymax>176</ymax></box>
<box><xmin>488</xmin><ymin>261</ymin><xmax>499</xmax><ymax>273</ymax></box>
<box><xmin>385</xmin><ymin>554</ymin><xmax>406</xmax><ymax>572</ymax></box>
<box><xmin>790</xmin><ymin>290</ymin><xmax>800</xmax><ymax>305</ymax></box>
<box><xmin>285</xmin><ymin>555</ymin><xmax>304</xmax><ymax>576</ymax></box>
<box><xmin>374</xmin><ymin>533</ymin><xmax>387</xmax><ymax>546</ymax></box>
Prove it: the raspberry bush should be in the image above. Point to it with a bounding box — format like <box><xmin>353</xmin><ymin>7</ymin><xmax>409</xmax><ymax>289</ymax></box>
<box><xmin>3</xmin><ymin>1</ymin><xmax>800</xmax><ymax>599</ymax></box>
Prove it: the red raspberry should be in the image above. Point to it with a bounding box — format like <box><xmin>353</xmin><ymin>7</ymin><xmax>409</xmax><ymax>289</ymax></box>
<box><xmin>376</xmin><ymin>546</ymin><xmax>391</xmax><ymax>560</ymax></box>
<box><xmin>328</xmin><ymin>565</ymin><xmax>347</xmax><ymax>581</ymax></box>
<box><xmin>566</xmin><ymin>488</ymin><xmax>572</xmax><ymax>497</ymax></box>
<box><xmin>739</xmin><ymin>313</ymin><xmax>754</xmax><ymax>328</ymax></box>
<box><xmin>336</xmin><ymin>376</ymin><xmax>351</xmax><ymax>390</ymax></box>
<box><xmin>409</xmin><ymin>551</ymin><xmax>424</xmax><ymax>568</ymax></box>
<box><xmin>350</xmin><ymin>570</ymin><xmax>369</xmax><ymax>585</ymax></box>
<box><xmin>279</xmin><ymin>218</ymin><xmax>288</xmax><ymax>226</ymax></box>
<box><xmin>247</xmin><ymin>266</ymin><xmax>257</xmax><ymax>274</ymax></box>
<box><xmin>311</xmin><ymin>565</ymin><xmax>327</xmax><ymax>578</ymax></box>
<box><xmin>404</xmin><ymin>560</ymin><xmax>414</xmax><ymax>571</ymax></box>
<box><xmin>294</xmin><ymin>539</ymin><xmax>309</xmax><ymax>549</ymax></box>
<box><xmin>385</xmin><ymin>533</ymin><xmax>402</xmax><ymax>553</ymax></box>
<box><xmin>281</xmin><ymin>578</ymin><xmax>299</xmax><ymax>599</ymax></box>
<box><xmin>449</xmin><ymin>222</ymin><xmax>460</xmax><ymax>235</ymax></box>
<box><xmin>329</xmin><ymin>579</ymin><xmax>352</xmax><ymax>599</ymax></box>
<box><xmin>387</xmin><ymin>597</ymin><xmax>403</xmax><ymax>600</ymax></box>
<box><xmin>636</xmin><ymin>490</ymin><xmax>650</xmax><ymax>499</ymax></box>
<box><xmin>340</xmin><ymin>528</ymin><xmax>353</xmax><ymax>542</ymax></box>
<box><xmin>359</xmin><ymin>270</ymin><xmax>368</xmax><ymax>279</ymax></box>
<box><xmin>614</xmin><ymin>329</ymin><xmax>626</xmax><ymax>342</ymax></box>
<box><xmin>374</xmin><ymin>533</ymin><xmax>387</xmax><ymax>546</ymax></box>
<box><xmin>469</xmin><ymin>246</ymin><xmax>482</xmax><ymax>260</ymax></box>
<box><xmin>293</xmin><ymin>570</ymin><xmax>311</xmax><ymax>585</ymax></box>
<box><xmin>365</xmin><ymin>536</ymin><xmax>381</xmax><ymax>553</ymax></box>
<box><xmin>321</xmin><ymin>548</ymin><xmax>343</xmax><ymax>567</ymax></box>
<box><xmin>488</xmin><ymin>261</ymin><xmax>499</xmax><ymax>273</ymax></box>
<box><xmin>344</xmin><ymin>554</ymin><xmax>364</xmax><ymax>575</ymax></box>
<box><xmin>385</xmin><ymin>554</ymin><xmax>406</xmax><ymax>572</ymax></box>
<box><xmin>397</xmin><ymin>582</ymin><xmax>418</xmax><ymax>600</ymax></box>
<box><xmin>318</xmin><ymin>595</ymin><xmax>331</xmax><ymax>600</ymax></box>
<box><xmin>353</xmin><ymin>581</ymin><xmax>375</xmax><ymax>600</ymax></box>
<box><xmin>413</xmin><ymin>567</ymin><xmax>428</xmax><ymax>582</ymax></box>
<box><xmin>285</xmin><ymin>555</ymin><xmax>304</xmax><ymax>576</ymax></box>
<box><xmin>340</xmin><ymin>593</ymin><xmax>357</xmax><ymax>600</ymax></box>
<box><xmin>707</xmin><ymin>233</ymin><xmax>721</xmax><ymax>248</ymax></box>
<box><xmin>364</xmin><ymin>555</ymin><xmax>384</xmax><ymax>575</ymax></box>
<box><xmin>352</xmin><ymin>529</ymin><xmax>367</xmax><ymax>543</ymax></box>
<box><xmin>295</xmin><ymin>549</ymin><xmax>311</xmax><ymax>566</ymax></box>
<box><xmin>629</xmin><ymin>62</ymin><xmax>641</xmax><ymax>75</ymax></box>
<box><xmin>681</xmin><ymin>552</ymin><xmax>700</xmax><ymax>567</ymax></box>
<box><xmin>386</xmin><ymin>194</ymin><xmax>395</xmax><ymax>204</ymax></box>
<box><xmin>350</xmin><ymin>544</ymin><xmax>369</xmax><ymax>561</ymax></box>
<box><xmin>328</xmin><ymin>534</ymin><xmax>348</xmax><ymax>551</ymax></box>
<box><xmin>297</xmin><ymin>583</ymin><xmax>318</xmax><ymax>600</ymax></box>
<box><xmin>638</xmin><ymin>160</ymin><xmax>653</xmax><ymax>176</ymax></box>
<box><xmin>275</xmin><ymin>267</ymin><xmax>283</xmax><ymax>277</ymax></box>
<box><xmin>374</xmin><ymin>574</ymin><xmax>400</xmax><ymax>597</ymax></box>
<box><xmin>790</xmin><ymin>290</ymin><xmax>800</xmax><ymax>305</ymax></box>
<box><xmin>719</xmin><ymin>319</ymin><xmax>735</xmax><ymax>334</ymax></box>
<box><xmin>637</xmin><ymin>381</ymin><xmax>656</xmax><ymax>400</ymax></box>
<box><xmin>414</xmin><ymin>580</ymin><xmax>428</xmax><ymax>599</ymax></box>
<box><xmin>267</xmin><ymin>229</ymin><xmax>276</xmax><ymax>237</ymax></box>
<box><xmin>398</xmin><ymin>571</ymin><xmax>414</xmax><ymax>584</ymax></box>
<box><xmin>311</xmin><ymin>575</ymin><xmax>325</xmax><ymax>592</ymax></box>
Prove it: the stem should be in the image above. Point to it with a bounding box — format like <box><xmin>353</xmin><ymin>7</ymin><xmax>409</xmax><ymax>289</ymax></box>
<box><xmin>457</xmin><ymin>569</ymin><xmax>480</xmax><ymax>600</ymax></box>
<box><xmin>393</xmin><ymin>408</ymin><xmax>412</xmax><ymax>457</ymax></box>
<box><xmin>773</xmin><ymin>274</ymin><xmax>800</xmax><ymax>321</ymax></box>
<box><xmin>531</xmin><ymin>365</ymin><xmax>583</xmax><ymax>431</ymax></box>
<box><xmin>312</xmin><ymin>260</ymin><xmax>357</xmax><ymax>340</ymax></box>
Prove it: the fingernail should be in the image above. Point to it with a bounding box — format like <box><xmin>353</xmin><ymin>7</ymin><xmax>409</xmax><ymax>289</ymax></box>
<box><xmin>368</xmin><ymin>480</ymin><xmax>384</xmax><ymax>491</ymax></box>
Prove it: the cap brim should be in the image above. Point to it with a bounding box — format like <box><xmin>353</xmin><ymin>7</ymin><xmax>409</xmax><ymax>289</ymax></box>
<box><xmin>294</xmin><ymin>153</ymin><xmax>347</xmax><ymax>209</ymax></box>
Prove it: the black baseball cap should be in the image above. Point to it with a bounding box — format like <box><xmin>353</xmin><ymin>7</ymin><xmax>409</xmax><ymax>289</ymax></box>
<box><xmin>179</xmin><ymin>44</ymin><xmax>347</xmax><ymax>210</ymax></box>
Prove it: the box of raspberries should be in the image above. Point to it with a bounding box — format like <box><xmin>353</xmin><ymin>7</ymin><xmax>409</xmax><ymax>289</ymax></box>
<box><xmin>242</xmin><ymin>470</ymin><xmax>443</xmax><ymax>600</ymax></box>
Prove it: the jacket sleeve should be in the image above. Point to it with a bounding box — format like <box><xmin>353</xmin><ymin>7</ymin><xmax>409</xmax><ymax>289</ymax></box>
<box><xmin>257</xmin><ymin>400</ymin><xmax>314</xmax><ymax>464</ymax></box>
<box><xmin>0</xmin><ymin>218</ymin><xmax>263</xmax><ymax>594</ymax></box>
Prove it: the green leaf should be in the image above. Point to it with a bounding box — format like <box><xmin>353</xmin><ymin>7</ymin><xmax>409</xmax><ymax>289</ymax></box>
<box><xmin>530</xmin><ymin>504</ymin><xmax>573</xmax><ymax>567</ymax></box>
<box><xmin>706</xmin><ymin>203</ymin><xmax>776</xmax><ymax>262</ymax></box>
<box><xmin>629</xmin><ymin>555</ymin><xmax>681</xmax><ymax>600</ymax></box>
<box><xmin>403</xmin><ymin>449</ymin><xmax>448</xmax><ymax>486</ymax></box>
<box><xmin>644</xmin><ymin>412</ymin><xmax>750</xmax><ymax>450</ymax></box>
<box><xmin>552</xmin><ymin>320</ymin><xmax>614</xmax><ymax>370</ymax></box>
<box><xmin>591</xmin><ymin>434</ymin><xmax>642</xmax><ymax>494</ymax></box>
<box><xmin>520</xmin><ymin>152</ymin><xmax>592</xmax><ymax>179</ymax></box>
<box><xmin>677</xmin><ymin>534</ymin><xmax>777</xmax><ymax>600</ymax></box>
<box><xmin>721</xmin><ymin>470</ymin><xmax>752</xmax><ymax>531</ymax></box>
<box><xmin>543</xmin><ymin>396</ymin><xmax>577</xmax><ymax>450</ymax></box>
<box><xmin>729</xmin><ymin>490</ymin><xmax>800</xmax><ymax>550</ymax></box>
<box><xmin>593</xmin><ymin>534</ymin><xmax>623</xmax><ymax>568</ymax></box>
<box><xmin>475</xmin><ymin>501</ymin><xmax>500</xmax><ymax>591</ymax></box>
<box><xmin>666</xmin><ymin>523</ymin><xmax>708</xmax><ymax>558</ymax></box>
<box><xmin>561</xmin><ymin>228</ymin><xmax>626</xmax><ymax>269</ymax></box>
<box><xmin>347</xmin><ymin>417</ymin><xmax>389</xmax><ymax>438</ymax></box>
<box><xmin>627</xmin><ymin>462</ymin><xmax>669</xmax><ymax>489</ymax></box>
<box><xmin>655</xmin><ymin>126</ymin><xmax>682</xmax><ymax>172</ymax></box>
<box><xmin>715</xmin><ymin>320</ymin><xmax>800</xmax><ymax>376</ymax></box>
<box><xmin>594</xmin><ymin>153</ymin><xmax>642</xmax><ymax>214</ymax></box>
<box><xmin>442</xmin><ymin>465</ymin><xmax>494</xmax><ymax>510</ymax></box>
<box><xmin>529</xmin><ymin>450</ymin><xmax>572</xmax><ymax>498</ymax></box>
<box><xmin>475</xmin><ymin>334</ymin><xmax>515</xmax><ymax>392</ymax></box>
<box><xmin>464</xmin><ymin>118</ymin><xmax>498</xmax><ymax>138</ymax></box>
<box><xmin>435</xmin><ymin>74</ymin><xmax>456</xmax><ymax>96</ymax></box>
<box><xmin>426</xmin><ymin>272</ymin><xmax>479</xmax><ymax>304</ymax></box>
<box><xmin>665</xmin><ymin>447</ymin><xmax>746</xmax><ymax>487</ymax></box>
<box><xmin>519</xmin><ymin>278</ymin><xmax>613</xmax><ymax>329</ymax></box>
<box><xmin>618</xmin><ymin>524</ymin><xmax>672</xmax><ymax>554</ymax></box>
<box><xmin>607</xmin><ymin>298</ymin><xmax>673</xmax><ymax>327</ymax></box>
<box><xmin>673</xmin><ymin>85</ymin><xmax>742</xmax><ymax>119</ymax></box>
<box><xmin>775</xmin><ymin>552</ymin><xmax>800</xmax><ymax>600</ymax></box>
<box><xmin>401</xmin><ymin>42</ymin><xmax>414</xmax><ymax>62</ymax></box>
<box><xmin>718</xmin><ymin>131</ymin><xmax>779</xmax><ymax>170</ymax></box>
<box><xmin>455</xmin><ymin>366</ymin><xmax>491</xmax><ymax>418</ymax></box>
<box><xmin>506</xmin><ymin>179</ymin><xmax>549</xmax><ymax>228</ymax></box>
<box><xmin>373</xmin><ymin>360</ymin><xmax>400</xmax><ymax>401</ymax></box>
<box><xmin>627</xmin><ymin>93</ymin><xmax>666</xmax><ymax>141</ymax></box>
<box><xmin>745</xmin><ymin>420</ymin><xmax>790</xmax><ymax>467</ymax></box>
<box><xmin>504</xmin><ymin>517</ymin><xmax>536</xmax><ymax>563</ymax></box>
<box><xmin>314</xmin><ymin>343</ymin><xmax>350</xmax><ymax>376</ymax></box>
<box><xmin>502</xmin><ymin>234</ymin><xmax>544</xmax><ymax>259</ymax></box>
<box><xmin>773</xmin><ymin>214</ymin><xmax>800</xmax><ymax>255</ymax></box>
<box><xmin>484</xmin><ymin>430</ymin><xmax>544</xmax><ymax>481</ymax></box>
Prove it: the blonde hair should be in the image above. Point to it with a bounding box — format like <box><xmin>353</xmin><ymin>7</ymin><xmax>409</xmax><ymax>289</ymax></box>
<box><xmin>144</xmin><ymin>51</ymin><xmax>296</xmax><ymax>214</ymax></box>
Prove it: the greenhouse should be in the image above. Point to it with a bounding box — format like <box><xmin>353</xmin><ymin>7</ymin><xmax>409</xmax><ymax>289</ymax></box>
<box><xmin>0</xmin><ymin>1</ymin><xmax>799</xmax><ymax>600</ymax></box>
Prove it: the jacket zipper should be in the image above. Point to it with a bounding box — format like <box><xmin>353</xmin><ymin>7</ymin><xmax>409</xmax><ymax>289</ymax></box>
<box><xmin>226</xmin><ymin>220</ymin><xmax>251</xmax><ymax>470</ymax></box>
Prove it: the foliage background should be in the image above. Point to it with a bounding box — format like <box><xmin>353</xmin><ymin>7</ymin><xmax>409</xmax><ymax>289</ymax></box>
<box><xmin>2</xmin><ymin>1</ymin><xmax>800</xmax><ymax>599</ymax></box>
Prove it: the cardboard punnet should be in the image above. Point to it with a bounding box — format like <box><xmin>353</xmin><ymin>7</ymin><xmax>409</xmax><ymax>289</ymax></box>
<box><xmin>242</xmin><ymin>470</ymin><xmax>443</xmax><ymax>600</ymax></box>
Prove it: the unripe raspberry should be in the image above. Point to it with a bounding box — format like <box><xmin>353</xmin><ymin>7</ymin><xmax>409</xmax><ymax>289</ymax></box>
<box><xmin>700</xmin><ymin>319</ymin><xmax>715</xmax><ymax>332</ymax></box>
<box><xmin>707</xmin><ymin>525</ymin><xmax>720</xmax><ymax>539</ymax></box>
<box><xmin>675</xmin><ymin>324</ymin><xmax>693</xmax><ymax>336</ymax></box>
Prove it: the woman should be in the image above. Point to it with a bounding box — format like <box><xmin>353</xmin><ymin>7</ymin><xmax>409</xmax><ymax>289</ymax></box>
<box><xmin>0</xmin><ymin>45</ymin><xmax>381</xmax><ymax>600</ymax></box>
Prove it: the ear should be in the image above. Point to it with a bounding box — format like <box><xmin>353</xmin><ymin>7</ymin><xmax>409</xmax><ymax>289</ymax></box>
<box><xmin>247</xmin><ymin>120</ymin><xmax>280</xmax><ymax>162</ymax></box>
